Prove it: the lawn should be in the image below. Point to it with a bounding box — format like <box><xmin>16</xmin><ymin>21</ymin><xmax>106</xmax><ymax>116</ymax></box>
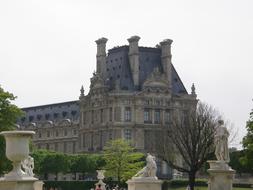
<box><xmin>170</xmin><ymin>187</ymin><xmax>252</xmax><ymax>190</ymax></box>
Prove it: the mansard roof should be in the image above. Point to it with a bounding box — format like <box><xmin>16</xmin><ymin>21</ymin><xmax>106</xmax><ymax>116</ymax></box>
<box><xmin>101</xmin><ymin>46</ymin><xmax>188</xmax><ymax>94</ymax></box>
<box><xmin>17</xmin><ymin>100</ymin><xmax>79</xmax><ymax>125</ymax></box>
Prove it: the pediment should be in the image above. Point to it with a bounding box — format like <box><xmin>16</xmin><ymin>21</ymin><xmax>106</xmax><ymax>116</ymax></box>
<box><xmin>143</xmin><ymin>67</ymin><xmax>169</xmax><ymax>88</ymax></box>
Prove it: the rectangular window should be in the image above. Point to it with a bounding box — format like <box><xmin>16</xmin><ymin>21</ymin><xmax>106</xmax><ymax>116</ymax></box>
<box><xmin>154</xmin><ymin>109</ymin><xmax>161</xmax><ymax>124</ymax></box>
<box><xmin>109</xmin><ymin>107</ymin><xmax>113</xmax><ymax>121</ymax></box>
<box><xmin>114</xmin><ymin>107</ymin><xmax>121</xmax><ymax>122</ymax></box>
<box><xmin>55</xmin><ymin>130</ymin><xmax>59</xmax><ymax>137</ymax></box>
<box><xmin>83</xmin><ymin>112</ymin><xmax>86</xmax><ymax>124</ymax></box>
<box><xmin>100</xmin><ymin>109</ymin><xmax>103</xmax><ymax>123</ymax></box>
<box><xmin>55</xmin><ymin>142</ymin><xmax>58</xmax><ymax>151</ymax></box>
<box><xmin>124</xmin><ymin>107</ymin><xmax>131</xmax><ymax>122</ymax></box>
<box><xmin>47</xmin><ymin>131</ymin><xmax>50</xmax><ymax>138</ymax></box>
<box><xmin>91</xmin><ymin>110</ymin><xmax>94</xmax><ymax>124</ymax></box>
<box><xmin>109</xmin><ymin>130</ymin><xmax>113</xmax><ymax>140</ymax></box>
<box><xmin>64</xmin><ymin>142</ymin><xmax>67</xmax><ymax>153</ymax></box>
<box><xmin>124</xmin><ymin>129</ymin><xmax>132</xmax><ymax>141</ymax></box>
<box><xmin>165</xmin><ymin>110</ymin><xmax>170</xmax><ymax>124</ymax></box>
<box><xmin>144</xmin><ymin>108</ymin><xmax>152</xmax><ymax>123</ymax></box>
<box><xmin>73</xmin><ymin>142</ymin><xmax>76</xmax><ymax>153</ymax></box>
<box><xmin>83</xmin><ymin>134</ymin><xmax>85</xmax><ymax>148</ymax></box>
<box><xmin>64</xmin><ymin>129</ymin><xmax>68</xmax><ymax>136</ymax></box>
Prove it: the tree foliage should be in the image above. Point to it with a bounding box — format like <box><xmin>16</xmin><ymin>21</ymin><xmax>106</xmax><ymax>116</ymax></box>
<box><xmin>156</xmin><ymin>102</ymin><xmax>220</xmax><ymax>190</ymax></box>
<box><xmin>103</xmin><ymin>139</ymin><xmax>144</xmax><ymax>183</ymax></box>
<box><xmin>32</xmin><ymin>149</ymin><xmax>69</xmax><ymax>180</ymax></box>
<box><xmin>240</xmin><ymin>107</ymin><xmax>253</xmax><ymax>173</ymax></box>
<box><xmin>229</xmin><ymin>150</ymin><xmax>250</xmax><ymax>175</ymax></box>
<box><xmin>0</xmin><ymin>85</ymin><xmax>23</xmax><ymax>175</ymax></box>
<box><xmin>31</xmin><ymin>149</ymin><xmax>106</xmax><ymax>180</ymax></box>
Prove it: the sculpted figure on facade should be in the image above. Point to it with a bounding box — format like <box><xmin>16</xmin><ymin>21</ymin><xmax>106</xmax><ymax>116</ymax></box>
<box><xmin>215</xmin><ymin>120</ymin><xmax>230</xmax><ymax>162</ymax></box>
<box><xmin>134</xmin><ymin>153</ymin><xmax>157</xmax><ymax>178</ymax></box>
<box><xmin>21</xmin><ymin>155</ymin><xmax>35</xmax><ymax>177</ymax></box>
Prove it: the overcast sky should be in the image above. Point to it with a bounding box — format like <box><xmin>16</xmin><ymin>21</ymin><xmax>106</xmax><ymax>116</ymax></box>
<box><xmin>0</xmin><ymin>0</ymin><xmax>252</xmax><ymax>148</ymax></box>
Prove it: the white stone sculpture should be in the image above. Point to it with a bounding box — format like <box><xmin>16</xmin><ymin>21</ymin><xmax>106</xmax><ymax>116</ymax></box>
<box><xmin>134</xmin><ymin>153</ymin><xmax>157</xmax><ymax>178</ymax></box>
<box><xmin>22</xmin><ymin>155</ymin><xmax>35</xmax><ymax>177</ymax></box>
<box><xmin>207</xmin><ymin>120</ymin><xmax>235</xmax><ymax>190</ymax></box>
<box><xmin>214</xmin><ymin>120</ymin><xmax>230</xmax><ymax>162</ymax></box>
<box><xmin>95</xmin><ymin>170</ymin><xmax>106</xmax><ymax>190</ymax></box>
<box><xmin>0</xmin><ymin>131</ymin><xmax>36</xmax><ymax>180</ymax></box>
<box><xmin>0</xmin><ymin>130</ymin><xmax>44</xmax><ymax>190</ymax></box>
<box><xmin>127</xmin><ymin>153</ymin><xmax>162</xmax><ymax>190</ymax></box>
<box><xmin>96</xmin><ymin>170</ymin><xmax>105</xmax><ymax>180</ymax></box>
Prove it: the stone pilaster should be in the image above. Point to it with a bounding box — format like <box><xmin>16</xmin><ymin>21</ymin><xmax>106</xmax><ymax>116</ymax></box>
<box><xmin>128</xmin><ymin>36</ymin><xmax>140</xmax><ymax>88</ymax></box>
<box><xmin>95</xmin><ymin>37</ymin><xmax>108</xmax><ymax>74</ymax></box>
<box><xmin>160</xmin><ymin>39</ymin><xmax>173</xmax><ymax>88</ymax></box>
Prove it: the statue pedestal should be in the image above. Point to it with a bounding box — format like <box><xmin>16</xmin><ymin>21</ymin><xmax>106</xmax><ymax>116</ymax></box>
<box><xmin>0</xmin><ymin>178</ymin><xmax>44</xmax><ymax>190</ymax></box>
<box><xmin>127</xmin><ymin>177</ymin><xmax>162</xmax><ymax>190</ymax></box>
<box><xmin>207</xmin><ymin>161</ymin><xmax>235</xmax><ymax>190</ymax></box>
<box><xmin>95</xmin><ymin>179</ymin><xmax>106</xmax><ymax>190</ymax></box>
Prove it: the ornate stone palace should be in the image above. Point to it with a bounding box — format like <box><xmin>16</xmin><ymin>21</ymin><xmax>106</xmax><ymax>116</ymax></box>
<box><xmin>17</xmin><ymin>36</ymin><xmax>197</xmax><ymax>178</ymax></box>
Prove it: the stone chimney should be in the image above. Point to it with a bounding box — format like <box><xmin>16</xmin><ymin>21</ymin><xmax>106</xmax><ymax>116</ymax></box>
<box><xmin>128</xmin><ymin>35</ymin><xmax>140</xmax><ymax>87</ymax></box>
<box><xmin>95</xmin><ymin>37</ymin><xmax>108</xmax><ymax>74</ymax></box>
<box><xmin>160</xmin><ymin>39</ymin><xmax>173</xmax><ymax>88</ymax></box>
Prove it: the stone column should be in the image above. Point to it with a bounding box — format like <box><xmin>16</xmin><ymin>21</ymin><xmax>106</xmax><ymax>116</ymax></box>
<box><xmin>95</xmin><ymin>37</ymin><xmax>108</xmax><ymax>74</ymax></box>
<box><xmin>160</xmin><ymin>39</ymin><xmax>173</xmax><ymax>89</ymax></box>
<box><xmin>207</xmin><ymin>161</ymin><xmax>235</xmax><ymax>190</ymax></box>
<box><xmin>128</xmin><ymin>36</ymin><xmax>140</xmax><ymax>88</ymax></box>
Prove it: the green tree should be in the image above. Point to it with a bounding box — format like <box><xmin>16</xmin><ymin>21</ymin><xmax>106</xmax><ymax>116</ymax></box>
<box><xmin>103</xmin><ymin>139</ymin><xmax>144</xmax><ymax>184</ymax></box>
<box><xmin>41</xmin><ymin>152</ymin><xmax>69</xmax><ymax>180</ymax></box>
<box><xmin>0</xmin><ymin>85</ymin><xmax>23</xmax><ymax>175</ymax></box>
<box><xmin>31</xmin><ymin>149</ymin><xmax>53</xmax><ymax>176</ymax></box>
<box><xmin>229</xmin><ymin>150</ymin><xmax>249</xmax><ymax>175</ymax></box>
<box><xmin>240</xmin><ymin>107</ymin><xmax>253</xmax><ymax>173</ymax></box>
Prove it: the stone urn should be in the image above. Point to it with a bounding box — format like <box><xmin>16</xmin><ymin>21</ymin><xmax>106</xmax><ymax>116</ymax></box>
<box><xmin>0</xmin><ymin>130</ymin><xmax>35</xmax><ymax>180</ymax></box>
<box><xmin>96</xmin><ymin>170</ymin><xmax>106</xmax><ymax>190</ymax></box>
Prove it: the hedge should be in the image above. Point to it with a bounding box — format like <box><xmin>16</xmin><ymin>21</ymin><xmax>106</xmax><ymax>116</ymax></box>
<box><xmin>43</xmin><ymin>180</ymin><xmax>127</xmax><ymax>190</ymax></box>
<box><xmin>43</xmin><ymin>181</ymin><xmax>95</xmax><ymax>190</ymax></box>
<box><xmin>162</xmin><ymin>179</ymin><xmax>252</xmax><ymax>189</ymax></box>
<box><xmin>43</xmin><ymin>179</ymin><xmax>253</xmax><ymax>190</ymax></box>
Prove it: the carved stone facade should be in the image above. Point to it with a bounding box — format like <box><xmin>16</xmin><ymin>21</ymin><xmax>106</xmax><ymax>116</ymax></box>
<box><xmin>18</xmin><ymin>101</ymin><xmax>79</xmax><ymax>154</ymax></box>
<box><xmin>78</xmin><ymin>36</ymin><xmax>197</xmax><ymax>154</ymax></box>
<box><xmin>17</xmin><ymin>36</ymin><xmax>197</xmax><ymax>178</ymax></box>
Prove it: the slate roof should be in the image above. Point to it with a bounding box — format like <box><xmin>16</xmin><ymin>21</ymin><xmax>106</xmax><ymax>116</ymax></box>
<box><xmin>102</xmin><ymin>46</ymin><xmax>188</xmax><ymax>94</ymax></box>
<box><xmin>17</xmin><ymin>101</ymin><xmax>79</xmax><ymax>125</ymax></box>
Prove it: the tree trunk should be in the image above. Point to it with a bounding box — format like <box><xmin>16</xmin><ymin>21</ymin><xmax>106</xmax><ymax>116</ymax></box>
<box><xmin>188</xmin><ymin>170</ymin><xmax>196</xmax><ymax>190</ymax></box>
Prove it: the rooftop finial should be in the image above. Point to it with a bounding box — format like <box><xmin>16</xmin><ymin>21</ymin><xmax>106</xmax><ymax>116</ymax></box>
<box><xmin>191</xmin><ymin>83</ymin><xmax>196</xmax><ymax>95</ymax></box>
<box><xmin>80</xmin><ymin>85</ymin><xmax>84</xmax><ymax>97</ymax></box>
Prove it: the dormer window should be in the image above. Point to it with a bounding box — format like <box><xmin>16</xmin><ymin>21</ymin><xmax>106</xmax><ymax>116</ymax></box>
<box><xmin>62</xmin><ymin>111</ymin><xmax>67</xmax><ymax>118</ymax></box>
<box><xmin>29</xmin><ymin>116</ymin><xmax>34</xmax><ymax>122</ymax></box>
<box><xmin>45</xmin><ymin>113</ymin><xmax>50</xmax><ymax>120</ymax></box>
<box><xmin>54</xmin><ymin>113</ymin><xmax>58</xmax><ymax>119</ymax></box>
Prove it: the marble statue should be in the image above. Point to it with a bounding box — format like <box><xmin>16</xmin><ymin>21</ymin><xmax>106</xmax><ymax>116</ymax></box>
<box><xmin>96</xmin><ymin>170</ymin><xmax>105</xmax><ymax>180</ymax></box>
<box><xmin>134</xmin><ymin>153</ymin><xmax>157</xmax><ymax>178</ymax></box>
<box><xmin>21</xmin><ymin>155</ymin><xmax>35</xmax><ymax>177</ymax></box>
<box><xmin>215</xmin><ymin>120</ymin><xmax>230</xmax><ymax>162</ymax></box>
